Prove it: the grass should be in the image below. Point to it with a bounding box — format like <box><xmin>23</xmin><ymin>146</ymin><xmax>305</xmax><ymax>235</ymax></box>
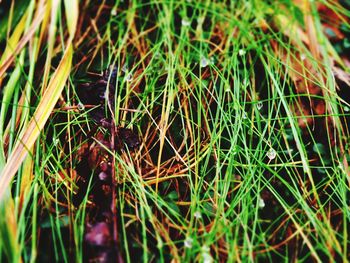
<box><xmin>0</xmin><ymin>0</ymin><xmax>350</xmax><ymax>262</ymax></box>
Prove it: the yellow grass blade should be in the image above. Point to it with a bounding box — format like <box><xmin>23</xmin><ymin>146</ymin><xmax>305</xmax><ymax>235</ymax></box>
<box><xmin>18</xmin><ymin>149</ymin><xmax>35</xmax><ymax>212</ymax></box>
<box><xmin>0</xmin><ymin>195</ymin><xmax>22</xmax><ymax>263</ymax></box>
<box><xmin>0</xmin><ymin>44</ymin><xmax>73</xmax><ymax>201</ymax></box>
<box><xmin>0</xmin><ymin>12</ymin><xmax>27</xmax><ymax>68</ymax></box>
<box><xmin>0</xmin><ymin>4</ymin><xmax>45</xmax><ymax>80</ymax></box>
<box><xmin>64</xmin><ymin>0</ymin><xmax>78</xmax><ymax>38</ymax></box>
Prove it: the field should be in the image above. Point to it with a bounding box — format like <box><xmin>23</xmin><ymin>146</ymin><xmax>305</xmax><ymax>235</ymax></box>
<box><xmin>0</xmin><ymin>0</ymin><xmax>350</xmax><ymax>262</ymax></box>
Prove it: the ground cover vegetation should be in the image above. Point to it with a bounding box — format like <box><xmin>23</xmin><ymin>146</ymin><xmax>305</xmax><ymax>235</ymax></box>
<box><xmin>0</xmin><ymin>0</ymin><xmax>350</xmax><ymax>262</ymax></box>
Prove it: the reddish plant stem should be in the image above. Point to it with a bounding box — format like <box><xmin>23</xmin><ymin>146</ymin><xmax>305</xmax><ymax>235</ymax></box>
<box><xmin>110</xmin><ymin>121</ymin><xmax>118</xmax><ymax>243</ymax></box>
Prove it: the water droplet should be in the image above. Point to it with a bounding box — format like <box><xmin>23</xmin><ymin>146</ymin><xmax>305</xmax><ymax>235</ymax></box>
<box><xmin>184</xmin><ymin>237</ymin><xmax>193</xmax><ymax>248</ymax></box>
<box><xmin>243</xmin><ymin>79</ymin><xmax>249</xmax><ymax>86</ymax></box>
<box><xmin>300</xmin><ymin>53</ymin><xmax>306</xmax><ymax>60</ymax></box>
<box><xmin>242</xmin><ymin>111</ymin><xmax>248</xmax><ymax>119</ymax></box>
<box><xmin>258</xmin><ymin>197</ymin><xmax>265</xmax><ymax>208</ymax></box>
<box><xmin>266</xmin><ymin>148</ymin><xmax>277</xmax><ymax>160</ymax></box>
<box><xmin>194</xmin><ymin>211</ymin><xmax>202</xmax><ymax>219</ymax></box>
<box><xmin>77</xmin><ymin>102</ymin><xmax>85</xmax><ymax>111</ymax></box>
<box><xmin>202</xmin><ymin>245</ymin><xmax>210</xmax><ymax>253</ymax></box>
<box><xmin>181</xmin><ymin>18</ymin><xmax>191</xmax><ymax>27</ymax></box>
<box><xmin>203</xmin><ymin>253</ymin><xmax>212</xmax><ymax>263</ymax></box>
<box><xmin>344</xmin><ymin>106</ymin><xmax>350</xmax><ymax>112</ymax></box>
<box><xmin>197</xmin><ymin>16</ymin><xmax>205</xmax><ymax>24</ymax></box>
<box><xmin>200</xmin><ymin>56</ymin><xmax>209</xmax><ymax>68</ymax></box>
<box><xmin>122</xmin><ymin>64</ymin><xmax>128</xmax><ymax>73</ymax></box>
<box><xmin>125</xmin><ymin>73</ymin><xmax>132</xmax><ymax>82</ymax></box>
<box><xmin>53</xmin><ymin>138</ymin><xmax>59</xmax><ymax>146</ymax></box>
<box><xmin>111</xmin><ymin>9</ymin><xmax>117</xmax><ymax>16</ymax></box>
<box><xmin>98</xmin><ymin>90</ymin><xmax>107</xmax><ymax>100</ymax></box>
<box><xmin>238</xmin><ymin>49</ymin><xmax>246</xmax><ymax>56</ymax></box>
<box><xmin>98</xmin><ymin>172</ymin><xmax>109</xmax><ymax>181</ymax></box>
<box><xmin>201</xmin><ymin>246</ymin><xmax>212</xmax><ymax>263</ymax></box>
<box><xmin>232</xmin><ymin>147</ymin><xmax>238</xmax><ymax>156</ymax></box>
<box><xmin>257</xmin><ymin>101</ymin><xmax>263</xmax><ymax>110</ymax></box>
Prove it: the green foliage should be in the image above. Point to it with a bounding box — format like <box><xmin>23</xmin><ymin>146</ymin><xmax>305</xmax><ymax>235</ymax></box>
<box><xmin>0</xmin><ymin>0</ymin><xmax>350</xmax><ymax>262</ymax></box>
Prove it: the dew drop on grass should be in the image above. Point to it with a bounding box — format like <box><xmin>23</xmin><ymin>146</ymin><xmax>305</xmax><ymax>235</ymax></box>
<box><xmin>258</xmin><ymin>197</ymin><xmax>265</xmax><ymax>208</ymax></box>
<box><xmin>203</xmin><ymin>253</ymin><xmax>213</xmax><ymax>263</ymax></box>
<box><xmin>202</xmin><ymin>246</ymin><xmax>212</xmax><ymax>263</ymax></box>
<box><xmin>121</xmin><ymin>64</ymin><xmax>128</xmax><ymax>73</ymax></box>
<box><xmin>184</xmin><ymin>237</ymin><xmax>193</xmax><ymax>248</ymax></box>
<box><xmin>53</xmin><ymin>138</ymin><xmax>59</xmax><ymax>146</ymax></box>
<box><xmin>200</xmin><ymin>56</ymin><xmax>209</xmax><ymax>68</ymax></box>
<box><xmin>266</xmin><ymin>148</ymin><xmax>277</xmax><ymax>160</ymax></box>
<box><xmin>301</xmin><ymin>53</ymin><xmax>306</xmax><ymax>60</ymax></box>
<box><xmin>344</xmin><ymin>106</ymin><xmax>350</xmax><ymax>112</ymax></box>
<box><xmin>194</xmin><ymin>211</ymin><xmax>202</xmax><ymax>219</ymax></box>
<box><xmin>242</xmin><ymin>111</ymin><xmax>247</xmax><ymax>119</ymax></box>
<box><xmin>98</xmin><ymin>90</ymin><xmax>106</xmax><ymax>100</ymax></box>
<box><xmin>154</xmin><ymin>52</ymin><xmax>161</xmax><ymax>59</ymax></box>
<box><xmin>111</xmin><ymin>9</ymin><xmax>117</xmax><ymax>16</ymax></box>
<box><xmin>125</xmin><ymin>73</ymin><xmax>132</xmax><ymax>82</ymax></box>
<box><xmin>181</xmin><ymin>18</ymin><xmax>191</xmax><ymax>27</ymax></box>
<box><xmin>257</xmin><ymin>101</ymin><xmax>263</xmax><ymax>110</ymax></box>
<box><xmin>238</xmin><ymin>49</ymin><xmax>246</xmax><ymax>56</ymax></box>
<box><xmin>98</xmin><ymin>171</ymin><xmax>108</xmax><ymax>181</ymax></box>
<box><xmin>202</xmin><ymin>245</ymin><xmax>210</xmax><ymax>253</ymax></box>
<box><xmin>197</xmin><ymin>16</ymin><xmax>205</xmax><ymax>24</ymax></box>
<box><xmin>232</xmin><ymin>147</ymin><xmax>238</xmax><ymax>156</ymax></box>
<box><xmin>77</xmin><ymin>102</ymin><xmax>85</xmax><ymax>111</ymax></box>
<box><xmin>243</xmin><ymin>78</ymin><xmax>249</xmax><ymax>87</ymax></box>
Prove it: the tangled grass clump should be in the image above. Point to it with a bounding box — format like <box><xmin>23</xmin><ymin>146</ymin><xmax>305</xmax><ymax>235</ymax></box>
<box><xmin>0</xmin><ymin>0</ymin><xmax>350</xmax><ymax>262</ymax></box>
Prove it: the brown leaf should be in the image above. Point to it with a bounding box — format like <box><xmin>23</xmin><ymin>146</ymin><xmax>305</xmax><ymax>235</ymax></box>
<box><xmin>314</xmin><ymin>100</ymin><xmax>325</xmax><ymax>115</ymax></box>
